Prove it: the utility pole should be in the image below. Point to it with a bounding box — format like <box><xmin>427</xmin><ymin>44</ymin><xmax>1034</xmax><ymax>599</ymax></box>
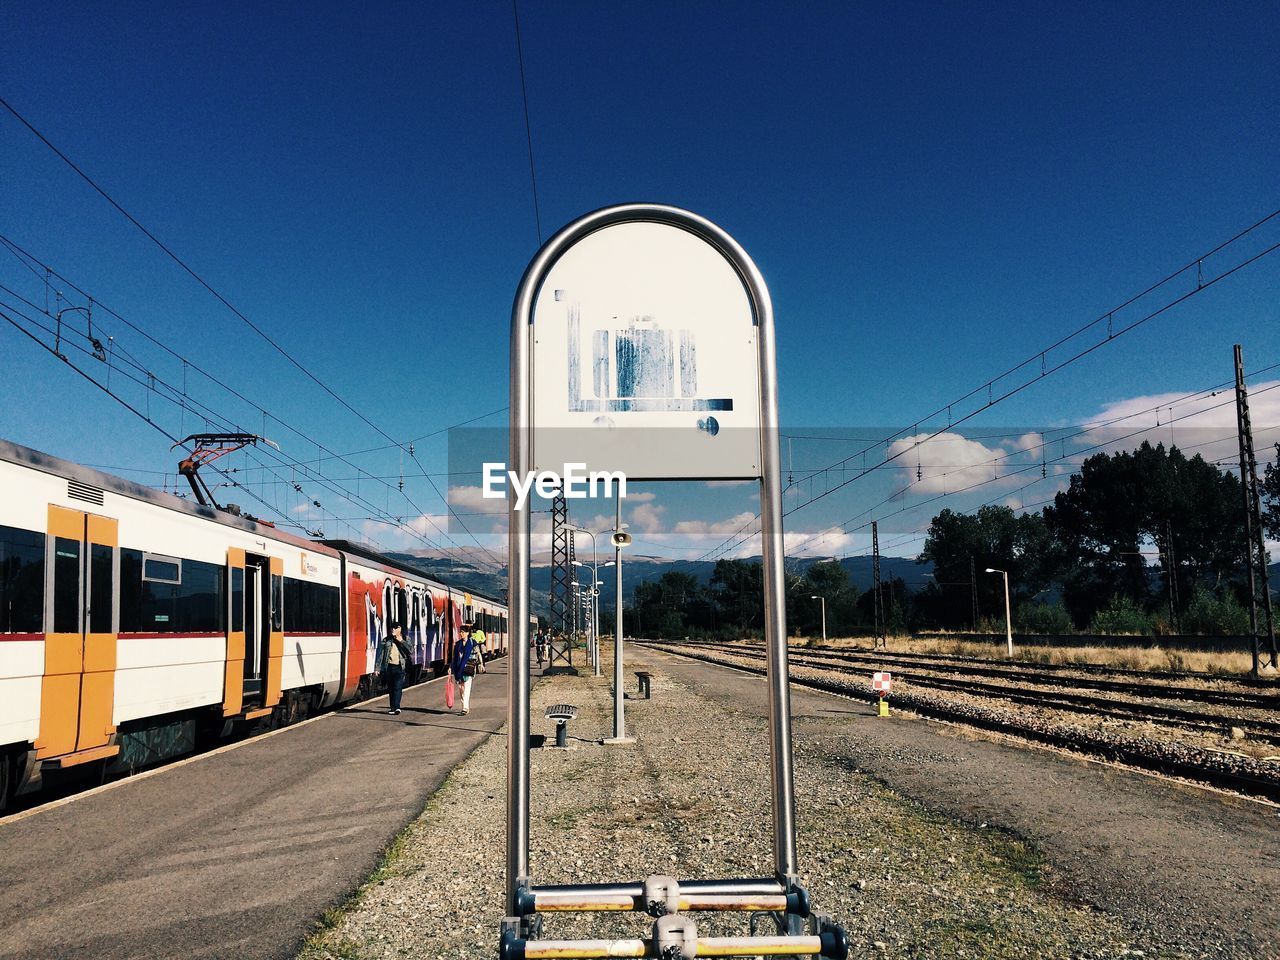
<box><xmin>1165</xmin><ymin>519</ymin><xmax>1181</xmax><ymax>634</ymax></box>
<box><xmin>606</xmin><ymin>497</ymin><xmax>633</xmax><ymax>743</ymax></box>
<box><xmin>970</xmin><ymin>555</ymin><xmax>979</xmax><ymax>633</ymax></box>
<box><xmin>1234</xmin><ymin>344</ymin><xmax>1278</xmax><ymax>674</ymax></box>
<box><xmin>872</xmin><ymin>520</ymin><xmax>885</xmax><ymax>649</ymax></box>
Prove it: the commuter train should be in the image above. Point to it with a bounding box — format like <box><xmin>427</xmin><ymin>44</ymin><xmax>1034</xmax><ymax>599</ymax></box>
<box><xmin>0</xmin><ymin>438</ymin><xmax>517</xmax><ymax>810</ymax></box>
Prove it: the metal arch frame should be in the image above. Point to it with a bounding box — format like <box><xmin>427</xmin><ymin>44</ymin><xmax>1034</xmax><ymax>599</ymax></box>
<box><xmin>507</xmin><ymin>203</ymin><xmax>798</xmax><ymax>918</ymax></box>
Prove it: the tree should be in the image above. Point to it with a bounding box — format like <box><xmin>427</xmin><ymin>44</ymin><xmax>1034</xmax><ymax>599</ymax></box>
<box><xmin>629</xmin><ymin>571</ymin><xmax>704</xmax><ymax>639</ymax></box>
<box><xmin>918</xmin><ymin>505</ymin><xmax>1059</xmax><ymax>628</ymax></box>
<box><xmin>1046</xmin><ymin>441</ymin><xmax>1245</xmax><ymax>627</ymax></box>
<box><xmin>1263</xmin><ymin>442</ymin><xmax>1280</xmax><ymax>541</ymax></box>
<box><xmin>708</xmin><ymin>559</ymin><xmax>763</xmax><ymax>634</ymax></box>
<box><xmin>795</xmin><ymin>560</ymin><xmax>854</xmax><ymax>637</ymax></box>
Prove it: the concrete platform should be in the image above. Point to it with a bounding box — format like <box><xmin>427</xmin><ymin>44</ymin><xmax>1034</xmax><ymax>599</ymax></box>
<box><xmin>0</xmin><ymin>662</ymin><xmax>513</xmax><ymax>960</ymax></box>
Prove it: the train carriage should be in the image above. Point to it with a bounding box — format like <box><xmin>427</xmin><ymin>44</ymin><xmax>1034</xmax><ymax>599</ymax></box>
<box><xmin>0</xmin><ymin>438</ymin><xmax>512</xmax><ymax>809</ymax></box>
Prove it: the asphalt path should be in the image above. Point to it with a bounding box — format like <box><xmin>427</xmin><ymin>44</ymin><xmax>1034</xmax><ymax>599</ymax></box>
<box><xmin>0</xmin><ymin>661</ymin><xmax>513</xmax><ymax>960</ymax></box>
<box><xmin>638</xmin><ymin>645</ymin><xmax>1280</xmax><ymax>957</ymax></box>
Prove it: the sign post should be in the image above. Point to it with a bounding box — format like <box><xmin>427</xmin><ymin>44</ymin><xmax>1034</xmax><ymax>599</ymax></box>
<box><xmin>503</xmin><ymin>204</ymin><xmax>846</xmax><ymax>959</ymax></box>
<box><xmin>873</xmin><ymin>671</ymin><xmax>892</xmax><ymax>717</ymax></box>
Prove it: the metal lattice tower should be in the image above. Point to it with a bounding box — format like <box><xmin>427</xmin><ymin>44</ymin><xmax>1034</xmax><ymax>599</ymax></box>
<box><xmin>549</xmin><ymin>494</ymin><xmax>571</xmax><ymax>634</ymax></box>
<box><xmin>1234</xmin><ymin>344</ymin><xmax>1278</xmax><ymax>674</ymax></box>
<box><xmin>872</xmin><ymin>520</ymin><xmax>885</xmax><ymax>649</ymax></box>
<box><xmin>568</xmin><ymin>531</ymin><xmax>577</xmax><ymax>632</ymax></box>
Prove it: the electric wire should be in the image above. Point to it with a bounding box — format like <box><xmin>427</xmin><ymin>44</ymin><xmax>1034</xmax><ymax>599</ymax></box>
<box><xmin>696</xmin><ymin>215</ymin><xmax>1280</xmax><ymax>561</ymax></box>
<box><xmin>0</xmin><ymin>97</ymin><xmax>411</xmax><ymax>447</ymax></box>
<box><xmin>0</xmin><ymin>236</ymin><xmax>505</xmax><ymax>568</ymax></box>
<box><xmin>511</xmin><ymin>0</ymin><xmax>543</xmax><ymax>245</ymax></box>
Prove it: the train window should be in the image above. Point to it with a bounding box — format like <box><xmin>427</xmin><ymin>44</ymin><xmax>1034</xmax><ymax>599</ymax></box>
<box><xmin>53</xmin><ymin>537</ymin><xmax>81</xmax><ymax>634</ymax></box>
<box><xmin>282</xmin><ymin>577</ymin><xmax>340</xmax><ymax>633</ymax></box>
<box><xmin>89</xmin><ymin>544</ymin><xmax>113</xmax><ymax>634</ymax></box>
<box><xmin>119</xmin><ymin>550</ymin><xmax>225</xmax><ymax>633</ymax></box>
<box><xmin>143</xmin><ymin>554</ymin><xmax>181</xmax><ymax>584</ymax></box>
<box><xmin>270</xmin><ymin>574</ymin><xmax>283</xmax><ymax>632</ymax></box>
<box><xmin>230</xmin><ymin>567</ymin><xmax>244</xmax><ymax>632</ymax></box>
<box><xmin>120</xmin><ymin>549</ymin><xmax>143</xmax><ymax>631</ymax></box>
<box><xmin>0</xmin><ymin>524</ymin><xmax>44</xmax><ymax>634</ymax></box>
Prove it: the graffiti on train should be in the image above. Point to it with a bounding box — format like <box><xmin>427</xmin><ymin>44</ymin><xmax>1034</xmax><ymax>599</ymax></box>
<box><xmin>349</xmin><ymin>574</ymin><xmax>450</xmax><ymax>669</ymax></box>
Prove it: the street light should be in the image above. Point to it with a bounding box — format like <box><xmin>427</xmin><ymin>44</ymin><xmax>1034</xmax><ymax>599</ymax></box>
<box><xmin>984</xmin><ymin>568</ymin><xmax>1014</xmax><ymax>656</ymax></box>
<box><xmin>605</xmin><ymin>501</ymin><xmax>633</xmax><ymax>744</ymax></box>
<box><xmin>574</xmin><ymin>573</ymin><xmax>596</xmax><ymax>656</ymax></box>
<box><xmin>572</xmin><ymin>541</ymin><xmax>615</xmax><ymax>678</ymax></box>
<box><xmin>567</xmin><ymin>525</ymin><xmax>606</xmax><ymax>675</ymax></box>
<box><xmin>809</xmin><ymin>595</ymin><xmax>827</xmax><ymax>644</ymax></box>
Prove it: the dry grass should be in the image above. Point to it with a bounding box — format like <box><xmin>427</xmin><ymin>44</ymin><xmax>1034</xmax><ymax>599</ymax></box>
<box><xmin>786</xmin><ymin>635</ymin><xmax>1258</xmax><ymax>676</ymax></box>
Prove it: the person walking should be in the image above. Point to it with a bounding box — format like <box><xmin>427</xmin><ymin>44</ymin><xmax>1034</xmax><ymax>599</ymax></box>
<box><xmin>535</xmin><ymin>627</ymin><xmax>547</xmax><ymax>667</ymax></box>
<box><xmin>450</xmin><ymin>622</ymin><xmax>486</xmax><ymax>716</ymax></box>
<box><xmin>382</xmin><ymin>621</ymin><xmax>411</xmax><ymax>716</ymax></box>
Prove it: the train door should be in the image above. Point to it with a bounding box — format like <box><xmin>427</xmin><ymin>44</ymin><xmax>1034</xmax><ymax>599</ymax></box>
<box><xmin>241</xmin><ymin>555</ymin><xmax>268</xmax><ymax>708</ymax></box>
<box><xmin>36</xmin><ymin>504</ymin><xmax>119</xmax><ymax>761</ymax></box>
<box><xmin>223</xmin><ymin>548</ymin><xmax>246</xmax><ymax>716</ymax></box>
<box><xmin>238</xmin><ymin>553</ymin><xmax>283</xmax><ymax>715</ymax></box>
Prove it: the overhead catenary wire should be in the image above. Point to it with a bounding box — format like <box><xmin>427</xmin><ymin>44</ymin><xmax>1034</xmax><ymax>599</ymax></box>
<box><xmin>696</xmin><ymin>211</ymin><xmax>1280</xmax><ymax>562</ymax></box>
<box><xmin>0</xmin><ymin>304</ymin><xmax>320</xmax><ymax>534</ymax></box>
<box><xmin>785</xmin><ymin>389</ymin><xmax>1280</xmax><ymax>560</ymax></box>
<box><xmin>0</xmin><ymin>96</ymin><xmax>413</xmax><ymax>448</ymax></box>
<box><xmin>0</xmin><ymin>235</ymin><xmax>506</xmax><ymax>568</ymax></box>
<box><xmin>0</xmin><ymin>293</ymin><xmax>464</xmax><ymax>557</ymax></box>
<box><xmin>0</xmin><ymin>107</ymin><xmax>504</xmax><ymax>568</ymax></box>
<box><xmin>709</xmin><ymin>363</ymin><xmax>1280</xmax><ymax>563</ymax></box>
<box><xmin>511</xmin><ymin>0</ymin><xmax>543</xmax><ymax>246</ymax></box>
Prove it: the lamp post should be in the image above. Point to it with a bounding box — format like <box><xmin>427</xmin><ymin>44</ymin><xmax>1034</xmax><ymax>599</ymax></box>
<box><xmin>606</xmin><ymin>498</ymin><xmax>633</xmax><ymax>744</ymax></box>
<box><xmin>810</xmin><ymin>595</ymin><xmax>827</xmax><ymax>644</ymax></box>
<box><xmin>575</xmin><ymin>574</ymin><xmax>595</xmax><ymax>657</ymax></box>
<box><xmin>985</xmin><ymin>568</ymin><xmax>1014</xmax><ymax>656</ymax></box>
<box><xmin>573</xmin><ymin>550</ymin><xmax>614</xmax><ymax>678</ymax></box>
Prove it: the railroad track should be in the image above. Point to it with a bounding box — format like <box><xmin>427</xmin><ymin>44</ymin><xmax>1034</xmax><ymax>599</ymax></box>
<box><xmin>734</xmin><ymin>641</ymin><xmax>1279</xmax><ymax>709</ymax></box>
<box><xmin>646</xmin><ymin>641</ymin><xmax>1280</xmax><ymax>803</ymax></box>
<box><xmin>783</xmin><ymin>640</ymin><xmax>1280</xmax><ymax>687</ymax></box>
<box><xmin>686</xmin><ymin>641</ymin><xmax>1280</xmax><ymax>743</ymax></box>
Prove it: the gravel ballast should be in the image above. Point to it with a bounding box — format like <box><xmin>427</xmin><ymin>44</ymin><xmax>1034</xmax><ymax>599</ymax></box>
<box><xmin>300</xmin><ymin>657</ymin><xmax>1166</xmax><ymax>960</ymax></box>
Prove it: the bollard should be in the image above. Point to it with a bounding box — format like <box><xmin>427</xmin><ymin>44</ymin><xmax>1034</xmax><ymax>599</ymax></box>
<box><xmin>544</xmin><ymin>704</ymin><xmax>578</xmax><ymax>749</ymax></box>
<box><xmin>636</xmin><ymin>671</ymin><xmax>653</xmax><ymax>700</ymax></box>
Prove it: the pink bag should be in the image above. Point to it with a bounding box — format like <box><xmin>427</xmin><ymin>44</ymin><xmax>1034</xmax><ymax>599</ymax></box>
<box><xmin>445</xmin><ymin>675</ymin><xmax>456</xmax><ymax>709</ymax></box>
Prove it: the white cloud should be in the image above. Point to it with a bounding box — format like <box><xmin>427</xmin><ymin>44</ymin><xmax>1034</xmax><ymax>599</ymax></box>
<box><xmin>887</xmin><ymin>432</ymin><xmax>1026</xmax><ymax>495</ymax></box>
<box><xmin>672</xmin><ymin>511</ymin><xmax>759</xmax><ymax>537</ymax></box>
<box><xmin>1079</xmin><ymin>380</ymin><xmax>1280</xmax><ymax>463</ymax></box>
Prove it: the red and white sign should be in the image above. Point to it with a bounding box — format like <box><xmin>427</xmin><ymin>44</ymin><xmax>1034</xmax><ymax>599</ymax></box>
<box><xmin>872</xmin><ymin>671</ymin><xmax>892</xmax><ymax>695</ymax></box>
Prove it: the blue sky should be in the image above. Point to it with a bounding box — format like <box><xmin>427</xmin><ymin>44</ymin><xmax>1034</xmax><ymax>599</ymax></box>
<box><xmin>2</xmin><ymin>2</ymin><xmax>1278</xmax><ymax>562</ymax></box>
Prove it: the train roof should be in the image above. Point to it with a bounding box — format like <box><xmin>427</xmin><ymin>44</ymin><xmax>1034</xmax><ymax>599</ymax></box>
<box><xmin>320</xmin><ymin>539</ymin><xmax>506</xmax><ymax>610</ymax></box>
<box><xmin>0</xmin><ymin>437</ymin><xmax>507</xmax><ymax>610</ymax></box>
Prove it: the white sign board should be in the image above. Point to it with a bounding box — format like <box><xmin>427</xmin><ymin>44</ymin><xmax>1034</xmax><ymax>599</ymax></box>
<box><xmin>872</xmin><ymin>671</ymin><xmax>892</xmax><ymax>694</ymax></box>
<box><xmin>531</xmin><ymin>220</ymin><xmax>762</xmax><ymax>480</ymax></box>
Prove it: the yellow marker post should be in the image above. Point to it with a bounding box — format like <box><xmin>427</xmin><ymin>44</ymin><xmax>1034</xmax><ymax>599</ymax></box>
<box><xmin>873</xmin><ymin>671</ymin><xmax>892</xmax><ymax>717</ymax></box>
